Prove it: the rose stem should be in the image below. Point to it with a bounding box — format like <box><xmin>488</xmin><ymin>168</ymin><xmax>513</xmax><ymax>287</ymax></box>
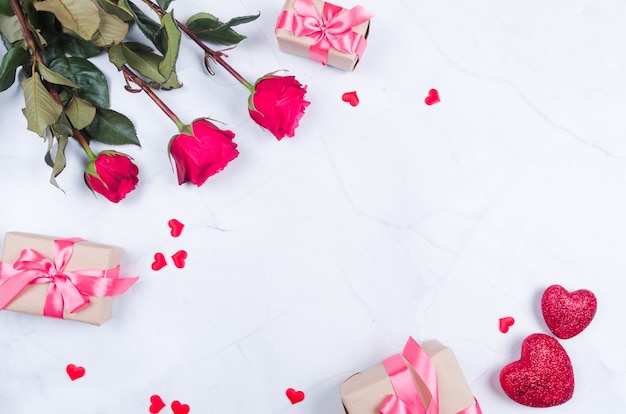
<box><xmin>74</xmin><ymin>130</ymin><xmax>97</xmax><ymax>160</ymax></box>
<box><xmin>141</xmin><ymin>0</ymin><xmax>255</xmax><ymax>92</ymax></box>
<box><xmin>120</xmin><ymin>65</ymin><xmax>186</xmax><ymax>131</ymax></box>
<box><xmin>10</xmin><ymin>0</ymin><xmax>39</xmax><ymax>60</ymax></box>
<box><xmin>11</xmin><ymin>0</ymin><xmax>98</xmax><ymax>158</ymax></box>
<box><xmin>10</xmin><ymin>0</ymin><xmax>58</xmax><ymax>99</ymax></box>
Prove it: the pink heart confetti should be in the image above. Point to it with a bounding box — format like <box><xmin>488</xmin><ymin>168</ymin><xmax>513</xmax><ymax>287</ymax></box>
<box><xmin>168</xmin><ymin>218</ymin><xmax>185</xmax><ymax>237</ymax></box>
<box><xmin>171</xmin><ymin>400</ymin><xmax>190</xmax><ymax>414</ymax></box>
<box><xmin>149</xmin><ymin>394</ymin><xmax>166</xmax><ymax>414</ymax></box>
<box><xmin>171</xmin><ymin>250</ymin><xmax>188</xmax><ymax>269</ymax></box>
<box><xmin>499</xmin><ymin>316</ymin><xmax>515</xmax><ymax>333</ymax></box>
<box><xmin>286</xmin><ymin>388</ymin><xmax>305</xmax><ymax>404</ymax></box>
<box><xmin>66</xmin><ymin>364</ymin><xmax>85</xmax><ymax>381</ymax></box>
<box><xmin>424</xmin><ymin>88</ymin><xmax>440</xmax><ymax>105</ymax></box>
<box><xmin>341</xmin><ymin>91</ymin><xmax>359</xmax><ymax>107</ymax></box>
<box><xmin>151</xmin><ymin>252</ymin><xmax>167</xmax><ymax>271</ymax></box>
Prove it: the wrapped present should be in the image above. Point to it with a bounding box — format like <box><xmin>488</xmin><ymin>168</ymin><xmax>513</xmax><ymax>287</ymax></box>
<box><xmin>0</xmin><ymin>232</ymin><xmax>139</xmax><ymax>325</ymax></box>
<box><xmin>275</xmin><ymin>0</ymin><xmax>373</xmax><ymax>71</ymax></box>
<box><xmin>340</xmin><ymin>337</ymin><xmax>482</xmax><ymax>414</ymax></box>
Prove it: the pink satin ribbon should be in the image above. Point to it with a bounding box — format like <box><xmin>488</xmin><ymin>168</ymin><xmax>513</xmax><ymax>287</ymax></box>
<box><xmin>379</xmin><ymin>337</ymin><xmax>483</xmax><ymax>414</ymax></box>
<box><xmin>0</xmin><ymin>238</ymin><xmax>138</xmax><ymax>318</ymax></box>
<box><xmin>276</xmin><ymin>0</ymin><xmax>373</xmax><ymax>65</ymax></box>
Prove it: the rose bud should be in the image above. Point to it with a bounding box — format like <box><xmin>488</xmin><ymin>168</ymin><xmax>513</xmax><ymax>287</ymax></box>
<box><xmin>248</xmin><ymin>74</ymin><xmax>310</xmax><ymax>140</ymax></box>
<box><xmin>84</xmin><ymin>151</ymin><xmax>139</xmax><ymax>203</ymax></box>
<box><xmin>169</xmin><ymin>118</ymin><xmax>239</xmax><ymax>186</ymax></box>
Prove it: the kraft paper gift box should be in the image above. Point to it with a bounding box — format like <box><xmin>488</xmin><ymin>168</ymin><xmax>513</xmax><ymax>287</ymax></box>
<box><xmin>275</xmin><ymin>0</ymin><xmax>373</xmax><ymax>71</ymax></box>
<box><xmin>0</xmin><ymin>232</ymin><xmax>139</xmax><ymax>326</ymax></box>
<box><xmin>340</xmin><ymin>338</ymin><xmax>481</xmax><ymax>414</ymax></box>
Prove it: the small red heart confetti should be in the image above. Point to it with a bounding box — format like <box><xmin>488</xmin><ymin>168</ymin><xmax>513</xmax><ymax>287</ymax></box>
<box><xmin>151</xmin><ymin>252</ymin><xmax>167</xmax><ymax>271</ymax></box>
<box><xmin>171</xmin><ymin>400</ymin><xmax>190</xmax><ymax>414</ymax></box>
<box><xmin>149</xmin><ymin>395</ymin><xmax>166</xmax><ymax>414</ymax></box>
<box><xmin>542</xmin><ymin>284</ymin><xmax>597</xmax><ymax>339</ymax></box>
<box><xmin>286</xmin><ymin>388</ymin><xmax>305</xmax><ymax>404</ymax></box>
<box><xmin>500</xmin><ymin>333</ymin><xmax>574</xmax><ymax>407</ymax></box>
<box><xmin>499</xmin><ymin>316</ymin><xmax>515</xmax><ymax>333</ymax></box>
<box><xmin>424</xmin><ymin>88</ymin><xmax>440</xmax><ymax>105</ymax></box>
<box><xmin>168</xmin><ymin>218</ymin><xmax>185</xmax><ymax>237</ymax></box>
<box><xmin>171</xmin><ymin>250</ymin><xmax>188</xmax><ymax>269</ymax></box>
<box><xmin>341</xmin><ymin>91</ymin><xmax>359</xmax><ymax>107</ymax></box>
<box><xmin>66</xmin><ymin>364</ymin><xmax>85</xmax><ymax>381</ymax></box>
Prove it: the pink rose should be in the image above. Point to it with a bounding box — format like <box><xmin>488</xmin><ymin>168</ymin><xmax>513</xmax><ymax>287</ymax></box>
<box><xmin>169</xmin><ymin>118</ymin><xmax>239</xmax><ymax>186</ymax></box>
<box><xmin>248</xmin><ymin>74</ymin><xmax>310</xmax><ymax>140</ymax></box>
<box><xmin>84</xmin><ymin>151</ymin><xmax>139</xmax><ymax>203</ymax></box>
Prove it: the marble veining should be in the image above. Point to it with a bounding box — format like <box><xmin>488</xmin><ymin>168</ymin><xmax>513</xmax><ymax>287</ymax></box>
<box><xmin>1</xmin><ymin>0</ymin><xmax>625</xmax><ymax>412</ymax></box>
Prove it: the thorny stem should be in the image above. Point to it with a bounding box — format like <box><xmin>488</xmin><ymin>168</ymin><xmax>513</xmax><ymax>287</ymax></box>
<box><xmin>141</xmin><ymin>0</ymin><xmax>256</xmax><ymax>93</ymax></box>
<box><xmin>121</xmin><ymin>65</ymin><xmax>186</xmax><ymax>131</ymax></box>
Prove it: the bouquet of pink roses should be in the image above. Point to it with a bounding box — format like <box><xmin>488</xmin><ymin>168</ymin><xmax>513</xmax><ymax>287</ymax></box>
<box><xmin>0</xmin><ymin>0</ymin><xmax>310</xmax><ymax>202</ymax></box>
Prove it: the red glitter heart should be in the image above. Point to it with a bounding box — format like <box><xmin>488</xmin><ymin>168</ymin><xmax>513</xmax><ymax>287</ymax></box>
<box><xmin>286</xmin><ymin>388</ymin><xmax>305</xmax><ymax>404</ymax></box>
<box><xmin>341</xmin><ymin>91</ymin><xmax>359</xmax><ymax>107</ymax></box>
<box><xmin>66</xmin><ymin>364</ymin><xmax>85</xmax><ymax>381</ymax></box>
<box><xmin>171</xmin><ymin>400</ymin><xmax>190</xmax><ymax>414</ymax></box>
<box><xmin>171</xmin><ymin>250</ymin><xmax>188</xmax><ymax>269</ymax></box>
<box><xmin>149</xmin><ymin>395</ymin><xmax>166</xmax><ymax>414</ymax></box>
<box><xmin>542</xmin><ymin>284</ymin><xmax>597</xmax><ymax>339</ymax></box>
<box><xmin>151</xmin><ymin>252</ymin><xmax>167</xmax><ymax>271</ymax></box>
<box><xmin>424</xmin><ymin>88</ymin><xmax>440</xmax><ymax>105</ymax></box>
<box><xmin>499</xmin><ymin>316</ymin><xmax>515</xmax><ymax>333</ymax></box>
<box><xmin>168</xmin><ymin>218</ymin><xmax>185</xmax><ymax>237</ymax></box>
<box><xmin>500</xmin><ymin>333</ymin><xmax>574</xmax><ymax>407</ymax></box>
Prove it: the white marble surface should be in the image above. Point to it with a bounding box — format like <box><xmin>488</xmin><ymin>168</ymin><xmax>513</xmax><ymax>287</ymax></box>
<box><xmin>1</xmin><ymin>0</ymin><xmax>625</xmax><ymax>412</ymax></box>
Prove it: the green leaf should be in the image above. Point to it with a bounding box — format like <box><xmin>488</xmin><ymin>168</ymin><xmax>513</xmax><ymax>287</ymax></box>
<box><xmin>45</xmin><ymin>131</ymin><xmax>69</xmax><ymax>189</ymax></box>
<box><xmin>37</xmin><ymin>61</ymin><xmax>79</xmax><ymax>88</ymax></box>
<box><xmin>124</xmin><ymin>0</ymin><xmax>163</xmax><ymax>52</ymax></box>
<box><xmin>48</xmin><ymin>56</ymin><xmax>110</xmax><ymax>108</ymax></box>
<box><xmin>44</xmin><ymin>137</ymin><xmax>55</xmax><ymax>168</ymax></box>
<box><xmin>156</xmin><ymin>12</ymin><xmax>180</xmax><ymax>81</ymax></box>
<box><xmin>0</xmin><ymin>14</ymin><xmax>23</xmax><ymax>44</ymax></box>
<box><xmin>156</xmin><ymin>0</ymin><xmax>174</xmax><ymax>10</ymax></box>
<box><xmin>65</xmin><ymin>95</ymin><xmax>96</xmax><ymax>129</ymax></box>
<box><xmin>95</xmin><ymin>0</ymin><xmax>133</xmax><ymax>22</ymax></box>
<box><xmin>0</xmin><ymin>46</ymin><xmax>28</xmax><ymax>91</ymax></box>
<box><xmin>0</xmin><ymin>0</ymin><xmax>14</xmax><ymax>16</ymax></box>
<box><xmin>85</xmin><ymin>108</ymin><xmax>140</xmax><ymax>146</ymax></box>
<box><xmin>202</xmin><ymin>28</ymin><xmax>246</xmax><ymax>45</ymax></box>
<box><xmin>21</xmin><ymin>76</ymin><xmax>64</xmax><ymax>136</ymax></box>
<box><xmin>33</xmin><ymin>0</ymin><xmax>100</xmax><ymax>40</ymax></box>
<box><xmin>52</xmin><ymin>115</ymin><xmax>74</xmax><ymax>139</ymax></box>
<box><xmin>161</xmin><ymin>69</ymin><xmax>181</xmax><ymax>90</ymax></box>
<box><xmin>57</xmin><ymin>88</ymin><xmax>71</xmax><ymax>104</ymax></box>
<box><xmin>185</xmin><ymin>12</ymin><xmax>259</xmax><ymax>45</ymax></box>
<box><xmin>108</xmin><ymin>42</ymin><xmax>165</xmax><ymax>83</ymax></box>
<box><xmin>59</xmin><ymin>34</ymin><xmax>102</xmax><ymax>58</ymax></box>
<box><xmin>90</xmin><ymin>7</ymin><xmax>129</xmax><ymax>47</ymax></box>
<box><xmin>41</xmin><ymin>41</ymin><xmax>65</xmax><ymax>62</ymax></box>
<box><xmin>221</xmin><ymin>13</ymin><xmax>261</xmax><ymax>28</ymax></box>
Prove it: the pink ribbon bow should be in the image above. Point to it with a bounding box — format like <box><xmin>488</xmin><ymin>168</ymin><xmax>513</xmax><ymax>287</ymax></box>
<box><xmin>276</xmin><ymin>0</ymin><xmax>373</xmax><ymax>65</ymax></box>
<box><xmin>378</xmin><ymin>337</ymin><xmax>483</xmax><ymax>414</ymax></box>
<box><xmin>0</xmin><ymin>238</ymin><xmax>138</xmax><ymax>319</ymax></box>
